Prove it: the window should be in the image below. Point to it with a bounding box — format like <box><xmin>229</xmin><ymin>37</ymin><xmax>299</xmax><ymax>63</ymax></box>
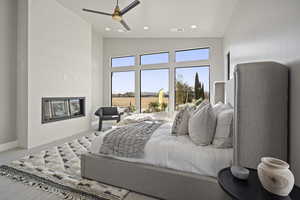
<box><xmin>110</xmin><ymin>47</ymin><xmax>211</xmax><ymax>112</ymax></box>
<box><xmin>141</xmin><ymin>52</ymin><xmax>169</xmax><ymax>65</ymax></box>
<box><xmin>175</xmin><ymin>48</ymin><xmax>209</xmax><ymax>62</ymax></box>
<box><xmin>111</xmin><ymin>56</ymin><xmax>135</xmax><ymax>67</ymax></box>
<box><xmin>111</xmin><ymin>71</ymin><xmax>136</xmax><ymax>112</ymax></box>
<box><xmin>141</xmin><ymin>69</ymin><xmax>169</xmax><ymax>113</ymax></box>
<box><xmin>175</xmin><ymin>66</ymin><xmax>210</xmax><ymax>110</ymax></box>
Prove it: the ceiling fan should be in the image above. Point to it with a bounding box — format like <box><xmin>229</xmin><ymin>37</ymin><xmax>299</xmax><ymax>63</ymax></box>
<box><xmin>82</xmin><ymin>0</ymin><xmax>140</xmax><ymax>31</ymax></box>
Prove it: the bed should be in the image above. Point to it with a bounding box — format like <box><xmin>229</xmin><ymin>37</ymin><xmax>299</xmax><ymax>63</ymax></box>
<box><xmin>90</xmin><ymin>122</ymin><xmax>233</xmax><ymax>178</ymax></box>
<box><xmin>81</xmin><ymin>62</ymin><xmax>289</xmax><ymax>200</ymax></box>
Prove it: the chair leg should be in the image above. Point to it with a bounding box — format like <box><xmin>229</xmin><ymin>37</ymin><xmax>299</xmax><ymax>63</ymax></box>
<box><xmin>98</xmin><ymin>119</ymin><xmax>102</xmax><ymax>131</ymax></box>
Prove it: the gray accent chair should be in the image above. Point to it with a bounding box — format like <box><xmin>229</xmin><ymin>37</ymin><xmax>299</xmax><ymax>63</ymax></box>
<box><xmin>95</xmin><ymin>107</ymin><xmax>121</xmax><ymax>131</ymax></box>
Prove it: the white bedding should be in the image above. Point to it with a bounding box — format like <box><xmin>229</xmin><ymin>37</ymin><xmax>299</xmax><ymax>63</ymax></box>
<box><xmin>91</xmin><ymin>122</ymin><xmax>233</xmax><ymax>177</ymax></box>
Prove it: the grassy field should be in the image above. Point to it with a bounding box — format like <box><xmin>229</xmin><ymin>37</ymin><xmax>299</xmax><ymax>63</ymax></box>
<box><xmin>112</xmin><ymin>97</ymin><xmax>169</xmax><ymax>111</ymax></box>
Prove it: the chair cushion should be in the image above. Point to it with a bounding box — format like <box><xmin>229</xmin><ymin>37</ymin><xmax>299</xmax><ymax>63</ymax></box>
<box><xmin>102</xmin><ymin>115</ymin><xmax>120</xmax><ymax>120</ymax></box>
<box><xmin>102</xmin><ymin>107</ymin><xmax>118</xmax><ymax>115</ymax></box>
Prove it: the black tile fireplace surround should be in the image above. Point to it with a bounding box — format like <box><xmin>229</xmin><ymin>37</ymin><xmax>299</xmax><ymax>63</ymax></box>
<box><xmin>42</xmin><ymin>97</ymin><xmax>85</xmax><ymax>124</ymax></box>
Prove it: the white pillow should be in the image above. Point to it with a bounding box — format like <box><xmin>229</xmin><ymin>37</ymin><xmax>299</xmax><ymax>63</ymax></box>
<box><xmin>188</xmin><ymin>104</ymin><xmax>216</xmax><ymax>146</ymax></box>
<box><xmin>212</xmin><ymin>102</ymin><xmax>232</xmax><ymax>116</ymax></box>
<box><xmin>149</xmin><ymin>112</ymin><xmax>173</xmax><ymax>121</ymax></box>
<box><xmin>213</xmin><ymin>109</ymin><xmax>234</xmax><ymax>148</ymax></box>
<box><xmin>117</xmin><ymin>114</ymin><xmax>153</xmax><ymax>125</ymax></box>
<box><xmin>171</xmin><ymin>106</ymin><xmax>191</xmax><ymax>136</ymax></box>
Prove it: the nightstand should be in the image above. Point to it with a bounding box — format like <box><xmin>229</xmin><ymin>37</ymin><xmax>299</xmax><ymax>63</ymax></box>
<box><xmin>218</xmin><ymin>167</ymin><xmax>300</xmax><ymax>200</ymax></box>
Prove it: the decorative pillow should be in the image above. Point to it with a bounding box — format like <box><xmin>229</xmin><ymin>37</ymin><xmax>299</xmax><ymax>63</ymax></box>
<box><xmin>171</xmin><ymin>106</ymin><xmax>191</xmax><ymax>136</ymax></box>
<box><xmin>213</xmin><ymin>109</ymin><xmax>234</xmax><ymax>148</ymax></box>
<box><xmin>191</xmin><ymin>100</ymin><xmax>209</xmax><ymax>115</ymax></box>
<box><xmin>188</xmin><ymin>104</ymin><xmax>216</xmax><ymax>146</ymax></box>
<box><xmin>212</xmin><ymin>102</ymin><xmax>231</xmax><ymax>116</ymax></box>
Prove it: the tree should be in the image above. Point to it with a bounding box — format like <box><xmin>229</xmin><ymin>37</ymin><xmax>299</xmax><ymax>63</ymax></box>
<box><xmin>175</xmin><ymin>80</ymin><xmax>194</xmax><ymax>106</ymax></box>
<box><xmin>200</xmin><ymin>82</ymin><xmax>205</xmax><ymax>100</ymax></box>
<box><xmin>161</xmin><ymin>102</ymin><xmax>168</xmax><ymax>111</ymax></box>
<box><xmin>194</xmin><ymin>72</ymin><xmax>201</xmax><ymax>100</ymax></box>
<box><xmin>148</xmin><ymin>102</ymin><xmax>160</xmax><ymax>112</ymax></box>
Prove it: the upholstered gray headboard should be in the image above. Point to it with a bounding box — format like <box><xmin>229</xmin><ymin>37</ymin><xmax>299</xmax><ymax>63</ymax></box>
<box><xmin>213</xmin><ymin>81</ymin><xmax>225</xmax><ymax>104</ymax></box>
<box><xmin>227</xmin><ymin>62</ymin><xmax>288</xmax><ymax>169</ymax></box>
<box><xmin>225</xmin><ymin>79</ymin><xmax>234</xmax><ymax>106</ymax></box>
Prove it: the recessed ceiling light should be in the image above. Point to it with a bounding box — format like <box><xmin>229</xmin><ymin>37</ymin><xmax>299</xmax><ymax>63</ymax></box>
<box><xmin>105</xmin><ymin>27</ymin><xmax>111</xmax><ymax>31</ymax></box>
<box><xmin>190</xmin><ymin>25</ymin><xmax>197</xmax><ymax>29</ymax></box>
<box><xmin>170</xmin><ymin>28</ymin><xmax>185</xmax><ymax>32</ymax></box>
<box><xmin>170</xmin><ymin>28</ymin><xmax>178</xmax><ymax>32</ymax></box>
<box><xmin>143</xmin><ymin>26</ymin><xmax>149</xmax><ymax>30</ymax></box>
<box><xmin>117</xmin><ymin>29</ymin><xmax>125</xmax><ymax>33</ymax></box>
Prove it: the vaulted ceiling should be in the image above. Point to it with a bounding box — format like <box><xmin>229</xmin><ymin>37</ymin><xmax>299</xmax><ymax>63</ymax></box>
<box><xmin>57</xmin><ymin>0</ymin><xmax>238</xmax><ymax>38</ymax></box>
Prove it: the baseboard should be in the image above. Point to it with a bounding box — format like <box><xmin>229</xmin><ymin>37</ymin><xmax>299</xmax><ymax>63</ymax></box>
<box><xmin>0</xmin><ymin>141</ymin><xmax>19</xmax><ymax>152</ymax></box>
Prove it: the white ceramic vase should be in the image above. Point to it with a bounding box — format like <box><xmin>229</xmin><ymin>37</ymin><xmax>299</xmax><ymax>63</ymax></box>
<box><xmin>257</xmin><ymin>157</ymin><xmax>294</xmax><ymax>196</ymax></box>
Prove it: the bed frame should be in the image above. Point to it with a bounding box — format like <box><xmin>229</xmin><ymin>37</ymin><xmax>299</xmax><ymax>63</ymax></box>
<box><xmin>81</xmin><ymin>154</ymin><xmax>228</xmax><ymax>200</ymax></box>
<box><xmin>81</xmin><ymin>62</ymin><xmax>289</xmax><ymax>200</ymax></box>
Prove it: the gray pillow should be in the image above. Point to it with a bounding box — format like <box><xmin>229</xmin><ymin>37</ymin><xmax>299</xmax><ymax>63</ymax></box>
<box><xmin>213</xmin><ymin>109</ymin><xmax>234</xmax><ymax>148</ymax></box>
<box><xmin>171</xmin><ymin>106</ymin><xmax>190</xmax><ymax>136</ymax></box>
<box><xmin>188</xmin><ymin>104</ymin><xmax>216</xmax><ymax>146</ymax></box>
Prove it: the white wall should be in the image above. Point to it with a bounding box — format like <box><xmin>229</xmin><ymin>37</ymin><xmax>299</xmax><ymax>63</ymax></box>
<box><xmin>92</xmin><ymin>30</ymin><xmax>104</xmax><ymax>113</ymax></box>
<box><xmin>103</xmin><ymin>38</ymin><xmax>224</xmax><ymax>108</ymax></box>
<box><xmin>0</xmin><ymin>0</ymin><xmax>18</xmax><ymax>145</ymax></box>
<box><xmin>17</xmin><ymin>0</ymin><xmax>29</xmax><ymax>148</ymax></box>
<box><xmin>223</xmin><ymin>0</ymin><xmax>300</xmax><ymax>185</ymax></box>
<box><xmin>25</xmin><ymin>0</ymin><xmax>93</xmax><ymax>148</ymax></box>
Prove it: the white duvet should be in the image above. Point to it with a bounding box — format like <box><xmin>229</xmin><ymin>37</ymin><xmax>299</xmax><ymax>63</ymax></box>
<box><xmin>91</xmin><ymin>122</ymin><xmax>233</xmax><ymax>178</ymax></box>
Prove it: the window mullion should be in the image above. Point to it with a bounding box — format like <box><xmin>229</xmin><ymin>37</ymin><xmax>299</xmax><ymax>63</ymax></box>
<box><xmin>135</xmin><ymin>55</ymin><xmax>141</xmax><ymax>113</ymax></box>
<box><xmin>169</xmin><ymin>51</ymin><xmax>175</xmax><ymax>113</ymax></box>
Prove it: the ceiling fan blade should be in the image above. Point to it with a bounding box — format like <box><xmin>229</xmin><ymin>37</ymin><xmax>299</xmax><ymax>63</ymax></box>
<box><xmin>120</xmin><ymin>20</ymin><xmax>131</xmax><ymax>31</ymax></box>
<box><xmin>120</xmin><ymin>0</ymin><xmax>140</xmax><ymax>16</ymax></box>
<box><xmin>82</xmin><ymin>8</ymin><xmax>112</xmax><ymax>16</ymax></box>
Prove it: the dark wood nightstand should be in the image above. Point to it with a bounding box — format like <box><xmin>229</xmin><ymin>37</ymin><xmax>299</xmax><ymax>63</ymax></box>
<box><xmin>218</xmin><ymin>167</ymin><xmax>300</xmax><ymax>200</ymax></box>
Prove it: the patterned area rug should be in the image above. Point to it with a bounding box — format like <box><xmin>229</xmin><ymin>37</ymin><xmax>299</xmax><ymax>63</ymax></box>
<box><xmin>0</xmin><ymin>132</ymin><xmax>129</xmax><ymax>200</ymax></box>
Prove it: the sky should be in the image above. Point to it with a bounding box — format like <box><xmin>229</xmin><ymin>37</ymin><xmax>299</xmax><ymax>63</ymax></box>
<box><xmin>141</xmin><ymin>69</ymin><xmax>169</xmax><ymax>93</ymax></box>
<box><xmin>112</xmin><ymin>49</ymin><xmax>210</xmax><ymax>94</ymax></box>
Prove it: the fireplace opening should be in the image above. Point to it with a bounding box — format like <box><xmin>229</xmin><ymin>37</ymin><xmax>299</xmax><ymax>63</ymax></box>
<box><xmin>42</xmin><ymin>97</ymin><xmax>85</xmax><ymax>124</ymax></box>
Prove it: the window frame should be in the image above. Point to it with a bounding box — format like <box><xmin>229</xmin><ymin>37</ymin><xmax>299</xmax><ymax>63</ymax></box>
<box><xmin>109</xmin><ymin>46</ymin><xmax>211</xmax><ymax>113</ymax></box>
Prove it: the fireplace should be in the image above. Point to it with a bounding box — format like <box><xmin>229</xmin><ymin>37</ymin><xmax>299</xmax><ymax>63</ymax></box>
<box><xmin>42</xmin><ymin>97</ymin><xmax>85</xmax><ymax>124</ymax></box>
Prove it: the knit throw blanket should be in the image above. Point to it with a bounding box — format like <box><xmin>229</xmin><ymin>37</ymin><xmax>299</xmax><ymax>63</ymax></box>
<box><xmin>100</xmin><ymin>120</ymin><xmax>164</xmax><ymax>158</ymax></box>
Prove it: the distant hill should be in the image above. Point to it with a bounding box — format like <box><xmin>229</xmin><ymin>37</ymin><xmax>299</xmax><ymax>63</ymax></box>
<box><xmin>112</xmin><ymin>91</ymin><xmax>169</xmax><ymax>97</ymax></box>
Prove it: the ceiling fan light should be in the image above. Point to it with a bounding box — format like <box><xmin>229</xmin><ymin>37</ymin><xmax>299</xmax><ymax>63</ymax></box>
<box><xmin>112</xmin><ymin>15</ymin><xmax>122</xmax><ymax>21</ymax></box>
